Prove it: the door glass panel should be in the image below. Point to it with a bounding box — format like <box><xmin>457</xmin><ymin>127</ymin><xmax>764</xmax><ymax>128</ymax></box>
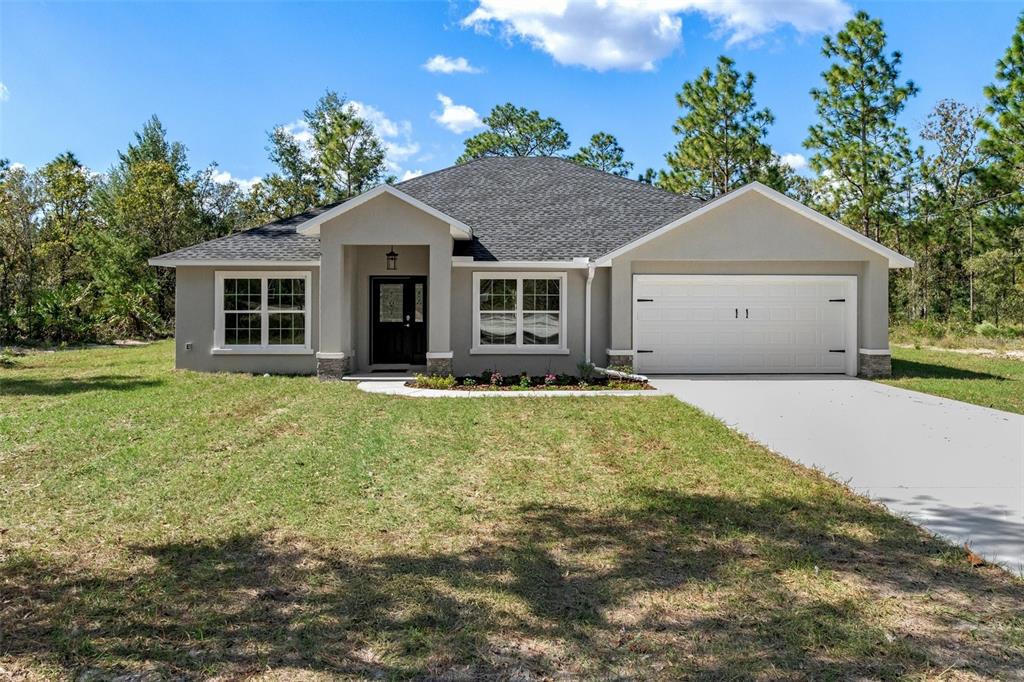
<box><xmin>414</xmin><ymin>283</ymin><xmax>424</xmax><ymax>322</ymax></box>
<box><xmin>379</xmin><ymin>283</ymin><xmax>404</xmax><ymax>322</ymax></box>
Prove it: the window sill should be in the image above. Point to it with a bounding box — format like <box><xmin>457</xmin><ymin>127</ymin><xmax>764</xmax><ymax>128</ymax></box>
<box><xmin>211</xmin><ymin>347</ymin><xmax>314</xmax><ymax>356</ymax></box>
<box><xmin>470</xmin><ymin>346</ymin><xmax>570</xmax><ymax>355</ymax></box>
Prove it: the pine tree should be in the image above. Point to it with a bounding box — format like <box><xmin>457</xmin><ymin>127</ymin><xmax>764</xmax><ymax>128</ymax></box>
<box><xmin>458</xmin><ymin>103</ymin><xmax>569</xmax><ymax>162</ymax></box>
<box><xmin>978</xmin><ymin>12</ymin><xmax>1024</xmax><ymax>253</ymax></box>
<box><xmin>250</xmin><ymin>91</ymin><xmax>388</xmax><ymax>219</ymax></box>
<box><xmin>659</xmin><ymin>56</ymin><xmax>775</xmax><ymax>200</ymax></box>
<box><xmin>570</xmin><ymin>132</ymin><xmax>633</xmax><ymax>176</ymax></box>
<box><xmin>804</xmin><ymin>11</ymin><xmax>918</xmax><ymax>243</ymax></box>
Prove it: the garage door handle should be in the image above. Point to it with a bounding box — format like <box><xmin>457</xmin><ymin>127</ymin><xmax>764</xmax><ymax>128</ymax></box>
<box><xmin>829</xmin><ymin>298</ymin><xmax>846</xmax><ymax>302</ymax></box>
<box><xmin>745</xmin><ymin>308</ymin><xmax>749</xmax><ymax>319</ymax></box>
<box><xmin>637</xmin><ymin>349</ymin><xmax>654</xmax><ymax>353</ymax></box>
<box><xmin>829</xmin><ymin>349</ymin><xmax>846</xmax><ymax>353</ymax></box>
<box><xmin>735</xmin><ymin>308</ymin><xmax>738</xmax><ymax>319</ymax></box>
<box><xmin>636</xmin><ymin>298</ymin><xmax>654</xmax><ymax>302</ymax></box>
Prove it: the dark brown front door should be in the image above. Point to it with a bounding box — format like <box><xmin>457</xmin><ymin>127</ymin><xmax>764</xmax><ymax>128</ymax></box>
<box><xmin>370</xmin><ymin>277</ymin><xmax>427</xmax><ymax>365</ymax></box>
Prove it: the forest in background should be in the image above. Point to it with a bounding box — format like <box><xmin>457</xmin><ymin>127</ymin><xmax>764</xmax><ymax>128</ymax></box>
<box><xmin>2</xmin><ymin>10</ymin><xmax>1022</xmax><ymax>345</ymax></box>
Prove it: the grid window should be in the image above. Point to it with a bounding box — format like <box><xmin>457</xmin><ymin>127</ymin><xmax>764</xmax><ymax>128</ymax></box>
<box><xmin>476</xmin><ymin>275</ymin><xmax>563</xmax><ymax>348</ymax></box>
<box><xmin>218</xmin><ymin>273</ymin><xmax>309</xmax><ymax>350</ymax></box>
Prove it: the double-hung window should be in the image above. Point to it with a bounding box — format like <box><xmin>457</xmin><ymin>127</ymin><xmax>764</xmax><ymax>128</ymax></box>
<box><xmin>215</xmin><ymin>271</ymin><xmax>311</xmax><ymax>353</ymax></box>
<box><xmin>472</xmin><ymin>272</ymin><xmax>567</xmax><ymax>353</ymax></box>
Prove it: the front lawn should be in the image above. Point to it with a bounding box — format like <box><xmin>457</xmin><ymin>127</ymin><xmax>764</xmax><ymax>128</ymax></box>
<box><xmin>1</xmin><ymin>342</ymin><xmax>1021</xmax><ymax>679</ymax></box>
<box><xmin>883</xmin><ymin>346</ymin><xmax>1024</xmax><ymax>415</ymax></box>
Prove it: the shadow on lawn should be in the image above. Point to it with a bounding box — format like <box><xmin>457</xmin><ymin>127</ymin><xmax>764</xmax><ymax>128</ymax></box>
<box><xmin>890</xmin><ymin>358</ymin><xmax>1006</xmax><ymax>381</ymax></box>
<box><xmin>0</xmin><ymin>374</ymin><xmax>165</xmax><ymax>396</ymax></box>
<box><xmin>2</xmin><ymin>490</ymin><xmax>1022</xmax><ymax>679</ymax></box>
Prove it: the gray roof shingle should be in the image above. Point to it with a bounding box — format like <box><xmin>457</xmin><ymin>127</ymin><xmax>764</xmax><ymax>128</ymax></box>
<box><xmin>150</xmin><ymin>203</ymin><xmax>337</xmax><ymax>263</ymax></box>
<box><xmin>152</xmin><ymin>157</ymin><xmax>703</xmax><ymax>263</ymax></box>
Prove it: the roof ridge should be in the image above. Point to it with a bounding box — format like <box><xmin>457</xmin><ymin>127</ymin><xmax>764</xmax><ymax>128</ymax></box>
<box><xmin>539</xmin><ymin>155</ymin><xmax>702</xmax><ymax>204</ymax></box>
<box><xmin>395</xmin><ymin>156</ymin><xmax>492</xmax><ymax>188</ymax></box>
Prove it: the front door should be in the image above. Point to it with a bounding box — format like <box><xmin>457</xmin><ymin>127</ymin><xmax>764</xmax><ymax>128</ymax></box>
<box><xmin>370</xmin><ymin>277</ymin><xmax>427</xmax><ymax>365</ymax></box>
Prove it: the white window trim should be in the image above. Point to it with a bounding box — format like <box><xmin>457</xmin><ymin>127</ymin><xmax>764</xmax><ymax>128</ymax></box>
<box><xmin>471</xmin><ymin>271</ymin><xmax>568</xmax><ymax>355</ymax></box>
<box><xmin>214</xmin><ymin>271</ymin><xmax>312</xmax><ymax>355</ymax></box>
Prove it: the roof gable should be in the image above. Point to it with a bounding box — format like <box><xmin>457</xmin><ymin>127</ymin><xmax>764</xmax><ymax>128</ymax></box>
<box><xmin>593</xmin><ymin>182</ymin><xmax>914</xmax><ymax>269</ymax></box>
<box><xmin>294</xmin><ymin>185</ymin><xmax>473</xmax><ymax>239</ymax></box>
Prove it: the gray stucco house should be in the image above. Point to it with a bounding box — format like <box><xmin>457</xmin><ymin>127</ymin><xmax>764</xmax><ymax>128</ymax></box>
<box><xmin>150</xmin><ymin>157</ymin><xmax>913</xmax><ymax>379</ymax></box>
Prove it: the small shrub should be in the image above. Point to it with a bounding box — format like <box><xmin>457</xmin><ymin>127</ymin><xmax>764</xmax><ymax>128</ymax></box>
<box><xmin>543</xmin><ymin>372</ymin><xmax>556</xmax><ymax>385</ymax></box>
<box><xmin>576</xmin><ymin>360</ymin><xmax>595</xmax><ymax>383</ymax></box>
<box><xmin>518</xmin><ymin>374</ymin><xmax>531</xmax><ymax>388</ymax></box>
<box><xmin>462</xmin><ymin>377</ymin><xmax>476</xmax><ymax>386</ymax></box>
<box><xmin>414</xmin><ymin>373</ymin><xmax>456</xmax><ymax>390</ymax></box>
<box><xmin>489</xmin><ymin>371</ymin><xmax>504</xmax><ymax>386</ymax></box>
<box><xmin>975</xmin><ymin>321</ymin><xmax>1024</xmax><ymax>339</ymax></box>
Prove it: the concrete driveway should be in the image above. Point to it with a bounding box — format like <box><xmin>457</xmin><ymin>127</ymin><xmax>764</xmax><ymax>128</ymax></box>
<box><xmin>649</xmin><ymin>376</ymin><xmax>1024</xmax><ymax>574</ymax></box>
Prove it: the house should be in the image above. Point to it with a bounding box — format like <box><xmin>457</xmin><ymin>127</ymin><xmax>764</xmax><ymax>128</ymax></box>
<box><xmin>150</xmin><ymin>157</ymin><xmax>913</xmax><ymax>379</ymax></box>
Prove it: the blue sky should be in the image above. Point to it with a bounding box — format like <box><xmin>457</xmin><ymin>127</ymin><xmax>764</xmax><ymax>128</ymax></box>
<box><xmin>2</xmin><ymin>1</ymin><xmax>1021</xmax><ymax>186</ymax></box>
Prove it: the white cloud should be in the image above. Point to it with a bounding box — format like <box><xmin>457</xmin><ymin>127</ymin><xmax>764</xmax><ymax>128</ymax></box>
<box><xmin>282</xmin><ymin>119</ymin><xmax>314</xmax><ymax>146</ymax></box>
<box><xmin>779</xmin><ymin>152</ymin><xmax>807</xmax><ymax>172</ymax></box>
<box><xmin>432</xmin><ymin>94</ymin><xmax>484</xmax><ymax>134</ymax></box>
<box><xmin>10</xmin><ymin>162</ymin><xmax>25</xmax><ymax>171</ymax></box>
<box><xmin>462</xmin><ymin>0</ymin><xmax>852</xmax><ymax>71</ymax></box>
<box><xmin>423</xmin><ymin>55</ymin><xmax>483</xmax><ymax>74</ymax></box>
<box><xmin>212</xmin><ymin>170</ymin><xmax>262</xmax><ymax>192</ymax></box>
<box><xmin>0</xmin><ymin>82</ymin><xmax>8</xmax><ymax>102</ymax></box>
<box><xmin>401</xmin><ymin>169</ymin><xmax>425</xmax><ymax>181</ymax></box>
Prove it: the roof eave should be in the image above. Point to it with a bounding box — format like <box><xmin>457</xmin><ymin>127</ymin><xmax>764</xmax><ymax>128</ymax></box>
<box><xmin>149</xmin><ymin>258</ymin><xmax>321</xmax><ymax>268</ymax></box>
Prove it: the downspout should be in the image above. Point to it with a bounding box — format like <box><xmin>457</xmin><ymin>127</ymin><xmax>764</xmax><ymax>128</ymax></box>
<box><xmin>584</xmin><ymin>263</ymin><xmax>595</xmax><ymax>364</ymax></box>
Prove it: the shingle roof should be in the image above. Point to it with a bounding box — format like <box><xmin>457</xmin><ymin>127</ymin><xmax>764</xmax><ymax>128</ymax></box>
<box><xmin>149</xmin><ymin>203</ymin><xmax>337</xmax><ymax>263</ymax></box>
<box><xmin>152</xmin><ymin>157</ymin><xmax>704</xmax><ymax>263</ymax></box>
<box><xmin>397</xmin><ymin>157</ymin><xmax>703</xmax><ymax>260</ymax></box>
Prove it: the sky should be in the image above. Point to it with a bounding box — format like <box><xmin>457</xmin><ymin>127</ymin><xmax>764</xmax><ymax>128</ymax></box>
<box><xmin>1</xmin><ymin>0</ymin><xmax>1021</xmax><ymax>187</ymax></box>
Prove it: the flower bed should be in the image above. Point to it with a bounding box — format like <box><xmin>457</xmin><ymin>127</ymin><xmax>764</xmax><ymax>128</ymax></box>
<box><xmin>409</xmin><ymin>371</ymin><xmax>652</xmax><ymax>391</ymax></box>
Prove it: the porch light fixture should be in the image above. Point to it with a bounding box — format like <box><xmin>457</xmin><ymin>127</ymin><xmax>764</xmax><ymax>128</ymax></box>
<box><xmin>386</xmin><ymin>246</ymin><xmax>398</xmax><ymax>271</ymax></box>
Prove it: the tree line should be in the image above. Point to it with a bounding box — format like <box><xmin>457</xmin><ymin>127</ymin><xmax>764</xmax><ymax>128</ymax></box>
<box><xmin>2</xmin><ymin>10</ymin><xmax>1022</xmax><ymax>345</ymax></box>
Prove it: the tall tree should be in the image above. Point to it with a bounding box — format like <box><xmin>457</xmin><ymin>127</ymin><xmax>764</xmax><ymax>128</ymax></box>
<box><xmin>910</xmin><ymin>100</ymin><xmax>990</xmax><ymax>320</ymax></box>
<box><xmin>35</xmin><ymin>152</ymin><xmax>95</xmax><ymax>289</ymax></box>
<box><xmin>659</xmin><ymin>56</ymin><xmax>775</xmax><ymax>200</ymax></box>
<box><xmin>978</xmin><ymin>12</ymin><xmax>1024</xmax><ymax>255</ymax></box>
<box><xmin>804</xmin><ymin>11</ymin><xmax>918</xmax><ymax>243</ymax></box>
<box><xmin>570</xmin><ymin>132</ymin><xmax>633</xmax><ymax>176</ymax></box>
<box><xmin>95</xmin><ymin>116</ymin><xmax>210</xmax><ymax>324</ymax></box>
<box><xmin>0</xmin><ymin>161</ymin><xmax>40</xmax><ymax>341</ymax></box>
<box><xmin>249</xmin><ymin>91</ymin><xmax>388</xmax><ymax>220</ymax></box>
<box><xmin>458</xmin><ymin>103</ymin><xmax>570</xmax><ymax>162</ymax></box>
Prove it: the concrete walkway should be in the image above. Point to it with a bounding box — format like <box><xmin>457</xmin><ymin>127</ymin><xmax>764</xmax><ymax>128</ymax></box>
<box><xmin>649</xmin><ymin>376</ymin><xmax>1024</xmax><ymax>574</ymax></box>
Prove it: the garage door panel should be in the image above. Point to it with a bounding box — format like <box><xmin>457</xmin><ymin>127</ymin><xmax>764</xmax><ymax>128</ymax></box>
<box><xmin>633</xmin><ymin>276</ymin><xmax>855</xmax><ymax>375</ymax></box>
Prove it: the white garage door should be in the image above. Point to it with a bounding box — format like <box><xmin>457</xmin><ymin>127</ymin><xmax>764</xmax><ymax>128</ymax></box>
<box><xmin>632</xmin><ymin>275</ymin><xmax>857</xmax><ymax>375</ymax></box>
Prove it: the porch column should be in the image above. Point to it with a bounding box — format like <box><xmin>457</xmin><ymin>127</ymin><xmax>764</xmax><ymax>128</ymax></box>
<box><xmin>425</xmin><ymin>240</ymin><xmax>453</xmax><ymax>375</ymax></box>
<box><xmin>316</xmin><ymin>243</ymin><xmax>352</xmax><ymax>379</ymax></box>
<box><xmin>607</xmin><ymin>258</ymin><xmax>635</xmax><ymax>369</ymax></box>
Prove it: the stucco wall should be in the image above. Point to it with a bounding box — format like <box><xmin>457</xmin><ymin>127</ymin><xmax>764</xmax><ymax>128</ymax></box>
<box><xmin>450</xmin><ymin>267</ymin><xmax>597</xmax><ymax>375</ymax></box>
<box><xmin>318</xmin><ymin>193</ymin><xmax>454</xmax><ymax>359</ymax></box>
<box><xmin>174</xmin><ymin>265</ymin><xmax>320</xmax><ymax>374</ymax></box>
<box><xmin>607</xmin><ymin>191</ymin><xmax>891</xmax><ymax>351</ymax></box>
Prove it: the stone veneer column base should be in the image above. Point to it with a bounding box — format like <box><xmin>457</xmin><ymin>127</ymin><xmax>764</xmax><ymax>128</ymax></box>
<box><xmin>316</xmin><ymin>353</ymin><xmax>351</xmax><ymax>380</ymax></box>
<box><xmin>858</xmin><ymin>351</ymin><xmax>891</xmax><ymax>378</ymax></box>
<box><xmin>605</xmin><ymin>349</ymin><xmax>635</xmax><ymax>372</ymax></box>
<box><xmin>425</xmin><ymin>352</ymin><xmax>454</xmax><ymax>376</ymax></box>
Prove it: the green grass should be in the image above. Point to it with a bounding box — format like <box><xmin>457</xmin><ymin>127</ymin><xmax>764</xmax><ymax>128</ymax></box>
<box><xmin>882</xmin><ymin>346</ymin><xmax>1024</xmax><ymax>415</ymax></box>
<box><xmin>2</xmin><ymin>342</ymin><xmax>1022</xmax><ymax>680</ymax></box>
